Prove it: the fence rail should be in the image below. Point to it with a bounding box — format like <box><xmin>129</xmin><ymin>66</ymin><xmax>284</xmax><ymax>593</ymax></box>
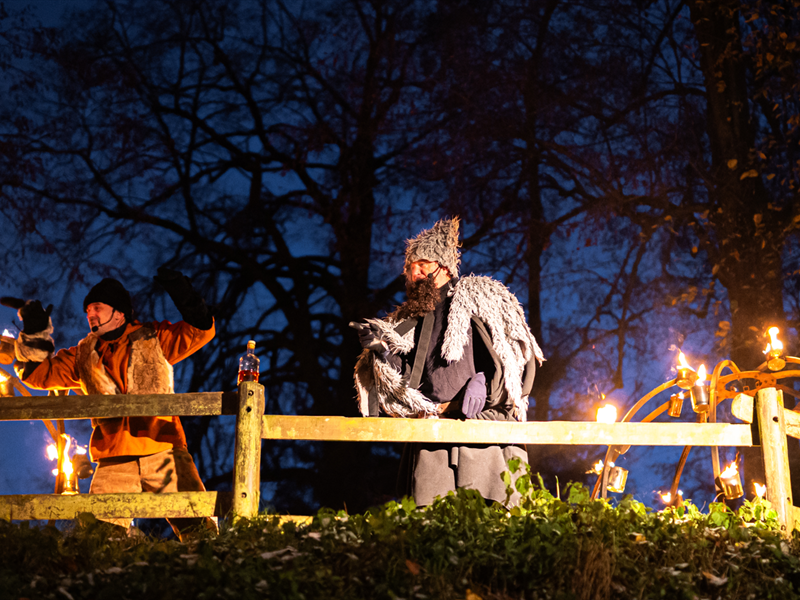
<box><xmin>260</xmin><ymin>415</ymin><xmax>753</xmax><ymax>446</ymax></box>
<box><xmin>0</xmin><ymin>383</ymin><xmax>795</xmax><ymax>534</ymax></box>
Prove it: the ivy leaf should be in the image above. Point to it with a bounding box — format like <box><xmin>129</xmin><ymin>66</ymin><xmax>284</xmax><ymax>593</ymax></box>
<box><xmin>740</xmin><ymin>169</ymin><xmax>759</xmax><ymax>179</ymax></box>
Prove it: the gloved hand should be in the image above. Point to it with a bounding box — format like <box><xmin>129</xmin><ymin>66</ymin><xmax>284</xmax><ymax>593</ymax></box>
<box><xmin>154</xmin><ymin>266</ymin><xmax>194</xmax><ymax>300</ymax></box>
<box><xmin>154</xmin><ymin>266</ymin><xmax>213</xmax><ymax>330</ymax></box>
<box><xmin>349</xmin><ymin>322</ymin><xmax>387</xmax><ymax>354</ymax></box>
<box><xmin>1</xmin><ymin>297</ymin><xmax>53</xmax><ymax>334</ymax></box>
<box><xmin>462</xmin><ymin>372</ymin><xmax>486</xmax><ymax>419</ymax></box>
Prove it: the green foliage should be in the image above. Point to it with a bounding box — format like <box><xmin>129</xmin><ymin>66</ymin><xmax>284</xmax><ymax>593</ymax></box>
<box><xmin>2</xmin><ymin>480</ymin><xmax>800</xmax><ymax>600</ymax></box>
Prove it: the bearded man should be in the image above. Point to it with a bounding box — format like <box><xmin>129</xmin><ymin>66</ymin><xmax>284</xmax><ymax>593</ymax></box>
<box><xmin>354</xmin><ymin>217</ymin><xmax>544</xmax><ymax>506</ymax></box>
<box><xmin>3</xmin><ymin>268</ymin><xmax>216</xmax><ymax>540</ymax></box>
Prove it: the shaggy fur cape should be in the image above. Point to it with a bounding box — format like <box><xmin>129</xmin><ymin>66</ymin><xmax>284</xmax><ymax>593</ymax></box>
<box><xmin>354</xmin><ymin>275</ymin><xmax>544</xmax><ymax>420</ymax></box>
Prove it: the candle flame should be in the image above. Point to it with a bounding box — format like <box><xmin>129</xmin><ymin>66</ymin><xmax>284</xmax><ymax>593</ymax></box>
<box><xmin>660</xmin><ymin>492</ymin><xmax>671</xmax><ymax>503</ymax></box>
<box><xmin>45</xmin><ymin>434</ymin><xmax>77</xmax><ymax>478</ymax></box>
<box><xmin>2</xmin><ymin>329</ymin><xmax>14</xmax><ymax>338</ymax></box>
<box><xmin>765</xmin><ymin>327</ymin><xmax>783</xmax><ymax>354</ymax></box>
<box><xmin>0</xmin><ymin>371</ymin><xmax>8</xmax><ymax>383</ymax></box>
<box><xmin>596</xmin><ymin>404</ymin><xmax>617</xmax><ymax>424</ymax></box>
<box><xmin>586</xmin><ymin>460</ymin><xmax>604</xmax><ymax>475</ymax></box>
<box><xmin>754</xmin><ymin>483</ymin><xmax>767</xmax><ymax>498</ymax></box>
<box><xmin>62</xmin><ymin>436</ymin><xmax>74</xmax><ymax>477</ymax></box>
<box><xmin>719</xmin><ymin>462</ymin><xmax>739</xmax><ymax>479</ymax></box>
<box><xmin>678</xmin><ymin>351</ymin><xmax>690</xmax><ymax>369</ymax></box>
<box><xmin>697</xmin><ymin>364</ymin><xmax>707</xmax><ymax>382</ymax></box>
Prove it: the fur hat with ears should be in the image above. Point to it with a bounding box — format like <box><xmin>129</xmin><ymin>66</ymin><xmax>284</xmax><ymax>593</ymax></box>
<box><xmin>83</xmin><ymin>278</ymin><xmax>134</xmax><ymax>322</ymax></box>
<box><xmin>403</xmin><ymin>217</ymin><xmax>461</xmax><ymax>278</ymax></box>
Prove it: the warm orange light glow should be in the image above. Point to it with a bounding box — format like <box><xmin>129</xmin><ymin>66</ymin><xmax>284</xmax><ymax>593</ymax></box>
<box><xmin>596</xmin><ymin>404</ymin><xmax>617</xmax><ymax>424</ymax></box>
<box><xmin>660</xmin><ymin>492</ymin><xmax>671</xmax><ymax>504</ymax></box>
<box><xmin>61</xmin><ymin>436</ymin><xmax>74</xmax><ymax>477</ymax></box>
<box><xmin>719</xmin><ymin>462</ymin><xmax>739</xmax><ymax>479</ymax></box>
<box><xmin>0</xmin><ymin>371</ymin><xmax>8</xmax><ymax>383</ymax></box>
<box><xmin>678</xmin><ymin>351</ymin><xmax>690</xmax><ymax>369</ymax></box>
<box><xmin>697</xmin><ymin>364</ymin><xmax>707</xmax><ymax>382</ymax></box>
<box><xmin>46</xmin><ymin>434</ymin><xmax>77</xmax><ymax>478</ymax></box>
<box><xmin>46</xmin><ymin>444</ymin><xmax>58</xmax><ymax>461</ymax></box>
<box><xmin>765</xmin><ymin>327</ymin><xmax>784</xmax><ymax>354</ymax></box>
<box><xmin>2</xmin><ymin>329</ymin><xmax>14</xmax><ymax>338</ymax></box>
<box><xmin>754</xmin><ymin>483</ymin><xmax>767</xmax><ymax>498</ymax></box>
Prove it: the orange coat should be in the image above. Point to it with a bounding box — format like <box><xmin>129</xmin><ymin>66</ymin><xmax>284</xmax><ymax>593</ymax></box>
<box><xmin>24</xmin><ymin>320</ymin><xmax>215</xmax><ymax>460</ymax></box>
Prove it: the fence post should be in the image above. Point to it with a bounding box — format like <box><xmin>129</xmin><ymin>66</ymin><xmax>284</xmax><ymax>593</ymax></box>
<box><xmin>232</xmin><ymin>381</ymin><xmax>264</xmax><ymax>521</ymax></box>
<box><xmin>756</xmin><ymin>387</ymin><xmax>794</xmax><ymax>534</ymax></box>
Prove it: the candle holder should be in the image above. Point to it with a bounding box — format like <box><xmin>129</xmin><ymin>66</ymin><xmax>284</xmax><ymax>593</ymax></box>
<box><xmin>668</xmin><ymin>392</ymin><xmax>684</xmax><ymax>418</ymax></box>
<box><xmin>690</xmin><ymin>383</ymin><xmax>709</xmax><ymax>413</ymax></box>
<box><xmin>676</xmin><ymin>366</ymin><xmax>698</xmax><ymax>390</ymax></box>
<box><xmin>607</xmin><ymin>466</ymin><xmax>628</xmax><ymax>493</ymax></box>
<box><xmin>715</xmin><ymin>473</ymin><xmax>743</xmax><ymax>500</ymax></box>
<box><xmin>766</xmin><ymin>349</ymin><xmax>786</xmax><ymax>372</ymax></box>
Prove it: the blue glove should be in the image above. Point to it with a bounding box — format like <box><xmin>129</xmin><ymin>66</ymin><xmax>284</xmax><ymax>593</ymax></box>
<box><xmin>462</xmin><ymin>372</ymin><xmax>486</xmax><ymax>419</ymax></box>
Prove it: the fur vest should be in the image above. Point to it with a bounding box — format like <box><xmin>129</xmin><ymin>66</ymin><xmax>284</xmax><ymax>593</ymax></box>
<box><xmin>76</xmin><ymin>324</ymin><xmax>174</xmax><ymax>397</ymax></box>
<box><xmin>354</xmin><ymin>275</ymin><xmax>544</xmax><ymax>420</ymax></box>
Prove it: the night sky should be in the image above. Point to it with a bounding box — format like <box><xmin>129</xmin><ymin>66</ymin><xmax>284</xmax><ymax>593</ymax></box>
<box><xmin>1</xmin><ymin>0</ymin><xmax>785</xmax><ymax>519</ymax></box>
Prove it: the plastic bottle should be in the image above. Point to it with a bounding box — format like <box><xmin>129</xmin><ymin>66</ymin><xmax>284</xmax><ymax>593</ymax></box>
<box><xmin>237</xmin><ymin>340</ymin><xmax>260</xmax><ymax>384</ymax></box>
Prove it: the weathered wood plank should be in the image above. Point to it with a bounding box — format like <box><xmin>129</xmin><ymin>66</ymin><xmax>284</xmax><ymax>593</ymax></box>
<box><xmin>0</xmin><ymin>391</ymin><xmax>239</xmax><ymax>420</ymax></box>
<box><xmin>232</xmin><ymin>382</ymin><xmax>264</xmax><ymax>520</ymax></box>
<box><xmin>261</xmin><ymin>416</ymin><xmax>754</xmax><ymax>446</ymax></box>
<box><xmin>758</xmin><ymin>388</ymin><xmax>794</xmax><ymax>535</ymax></box>
<box><xmin>0</xmin><ymin>491</ymin><xmax>232</xmax><ymax>521</ymax></box>
<box><xmin>731</xmin><ymin>393</ymin><xmax>800</xmax><ymax>440</ymax></box>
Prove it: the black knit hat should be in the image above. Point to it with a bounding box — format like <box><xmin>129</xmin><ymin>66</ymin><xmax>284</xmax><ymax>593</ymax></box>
<box><xmin>83</xmin><ymin>278</ymin><xmax>133</xmax><ymax>321</ymax></box>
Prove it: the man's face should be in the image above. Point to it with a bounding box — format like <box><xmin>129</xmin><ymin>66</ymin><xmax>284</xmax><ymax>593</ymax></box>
<box><xmin>86</xmin><ymin>302</ymin><xmax>124</xmax><ymax>334</ymax></box>
<box><xmin>406</xmin><ymin>260</ymin><xmax>450</xmax><ymax>288</ymax></box>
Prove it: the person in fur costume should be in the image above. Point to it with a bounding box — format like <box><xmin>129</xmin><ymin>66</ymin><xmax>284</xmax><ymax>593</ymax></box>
<box><xmin>2</xmin><ymin>269</ymin><xmax>216</xmax><ymax>540</ymax></box>
<box><xmin>353</xmin><ymin>217</ymin><xmax>544</xmax><ymax>506</ymax></box>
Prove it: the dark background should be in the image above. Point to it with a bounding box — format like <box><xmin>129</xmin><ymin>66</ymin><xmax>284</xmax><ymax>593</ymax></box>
<box><xmin>1</xmin><ymin>0</ymin><xmax>799</xmax><ymax>517</ymax></box>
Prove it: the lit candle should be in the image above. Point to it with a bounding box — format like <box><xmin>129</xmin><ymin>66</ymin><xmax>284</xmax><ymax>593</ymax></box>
<box><xmin>715</xmin><ymin>462</ymin><xmax>744</xmax><ymax>500</ymax></box>
<box><xmin>754</xmin><ymin>482</ymin><xmax>766</xmax><ymax>499</ymax></box>
<box><xmin>596</xmin><ymin>404</ymin><xmax>617</xmax><ymax>424</ymax></box>
<box><xmin>764</xmin><ymin>327</ymin><xmax>786</xmax><ymax>371</ymax></box>
<box><xmin>606</xmin><ymin>466</ymin><xmax>628</xmax><ymax>493</ymax></box>
<box><xmin>676</xmin><ymin>351</ymin><xmax>698</xmax><ymax>390</ymax></box>
<box><xmin>690</xmin><ymin>364</ymin><xmax>709</xmax><ymax>413</ymax></box>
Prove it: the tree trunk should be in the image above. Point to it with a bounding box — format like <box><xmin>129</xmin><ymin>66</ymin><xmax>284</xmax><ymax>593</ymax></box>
<box><xmin>688</xmin><ymin>0</ymin><xmax>786</xmax><ymax>368</ymax></box>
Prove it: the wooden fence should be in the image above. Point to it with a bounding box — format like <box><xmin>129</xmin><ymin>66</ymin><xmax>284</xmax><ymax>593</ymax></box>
<box><xmin>0</xmin><ymin>383</ymin><xmax>796</xmax><ymax>534</ymax></box>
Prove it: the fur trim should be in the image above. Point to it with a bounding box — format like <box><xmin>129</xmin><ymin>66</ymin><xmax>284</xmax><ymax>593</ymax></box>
<box><xmin>354</xmin><ymin>349</ymin><xmax>439</xmax><ymax>418</ymax></box>
<box><xmin>76</xmin><ymin>334</ymin><xmax>120</xmax><ymax>395</ymax></box>
<box><xmin>14</xmin><ymin>319</ymin><xmax>55</xmax><ymax>363</ymax></box>
<box><xmin>404</xmin><ymin>217</ymin><xmax>461</xmax><ymax>278</ymax></box>
<box><xmin>127</xmin><ymin>326</ymin><xmax>174</xmax><ymax>394</ymax></box>
<box><xmin>442</xmin><ymin>276</ymin><xmax>544</xmax><ymax>417</ymax></box>
<box><xmin>364</xmin><ymin>317</ymin><xmax>415</xmax><ymax>355</ymax></box>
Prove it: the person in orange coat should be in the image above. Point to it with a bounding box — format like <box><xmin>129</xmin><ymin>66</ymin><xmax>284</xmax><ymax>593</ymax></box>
<box><xmin>5</xmin><ymin>269</ymin><xmax>216</xmax><ymax>539</ymax></box>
